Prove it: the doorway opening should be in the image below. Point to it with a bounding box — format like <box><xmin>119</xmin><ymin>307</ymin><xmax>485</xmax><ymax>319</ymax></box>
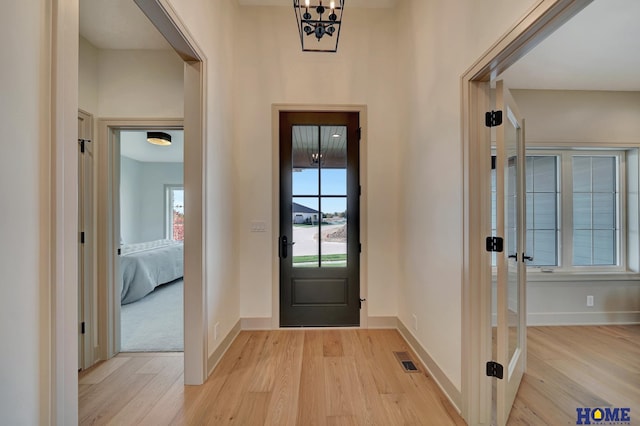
<box><xmin>462</xmin><ymin>0</ymin><xmax>640</xmax><ymax>424</ymax></box>
<box><xmin>118</xmin><ymin>128</ymin><xmax>184</xmax><ymax>352</ymax></box>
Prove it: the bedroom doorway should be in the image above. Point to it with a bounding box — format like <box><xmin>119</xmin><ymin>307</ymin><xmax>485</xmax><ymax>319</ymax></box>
<box><xmin>118</xmin><ymin>128</ymin><xmax>185</xmax><ymax>352</ymax></box>
<box><xmin>96</xmin><ymin>120</ymin><xmax>184</xmax><ymax>358</ymax></box>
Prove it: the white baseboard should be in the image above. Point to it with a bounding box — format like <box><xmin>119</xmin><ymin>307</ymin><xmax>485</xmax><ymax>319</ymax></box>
<box><xmin>367</xmin><ymin>316</ymin><xmax>398</xmax><ymax>328</ymax></box>
<box><xmin>241</xmin><ymin>317</ymin><xmax>273</xmax><ymax>330</ymax></box>
<box><xmin>240</xmin><ymin>316</ymin><xmax>399</xmax><ymax>330</ymax></box>
<box><xmin>396</xmin><ymin>319</ymin><xmax>462</xmax><ymax>413</ymax></box>
<box><xmin>207</xmin><ymin>319</ymin><xmax>241</xmax><ymax>375</ymax></box>
<box><xmin>527</xmin><ymin>311</ymin><xmax>640</xmax><ymax>326</ymax></box>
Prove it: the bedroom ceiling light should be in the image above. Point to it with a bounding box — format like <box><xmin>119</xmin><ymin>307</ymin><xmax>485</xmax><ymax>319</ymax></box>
<box><xmin>147</xmin><ymin>131</ymin><xmax>172</xmax><ymax>146</ymax></box>
<box><xmin>294</xmin><ymin>0</ymin><xmax>344</xmax><ymax>53</ymax></box>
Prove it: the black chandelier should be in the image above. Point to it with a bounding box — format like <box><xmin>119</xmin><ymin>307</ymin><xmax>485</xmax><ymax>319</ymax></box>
<box><xmin>293</xmin><ymin>0</ymin><xmax>345</xmax><ymax>53</ymax></box>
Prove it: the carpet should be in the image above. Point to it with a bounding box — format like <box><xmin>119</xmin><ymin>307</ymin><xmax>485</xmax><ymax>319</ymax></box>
<box><xmin>120</xmin><ymin>279</ymin><xmax>183</xmax><ymax>352</ymax></box>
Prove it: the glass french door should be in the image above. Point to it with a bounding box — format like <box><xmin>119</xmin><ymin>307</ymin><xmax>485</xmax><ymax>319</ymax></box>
<box><xmin>279</xmin><ymin>111</ymin><xmax>360</xmax><ymax>326</ymax></box>
<box><xmin>494</xmin><ymin>80</ymin><xmax>527</xmax><ymax>425</ymax></box>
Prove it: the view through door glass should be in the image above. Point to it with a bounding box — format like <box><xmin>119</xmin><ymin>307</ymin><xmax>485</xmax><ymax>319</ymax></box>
<box><xmin>280</xmin><ymin>112</ymin><xmax>360</xmax><ymax>326</ymax></box>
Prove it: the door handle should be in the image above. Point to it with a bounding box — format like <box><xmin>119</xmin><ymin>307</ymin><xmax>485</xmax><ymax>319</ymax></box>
<box><xmin>280</xmin><ymin>236</ymin><xmax>295</xmax><ymax>259</ymax></box>
<box><xmin>523</xmin><ymin>255</ymin><xmax>533</xmax><ymax>262</ymax></box>
<box><xmin>508</xmin><ymin>254</ymin><xmax>518</xmax><ymax>261</ymax></box>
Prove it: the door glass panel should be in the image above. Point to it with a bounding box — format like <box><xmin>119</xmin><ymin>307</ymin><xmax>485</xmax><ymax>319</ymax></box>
<box><xmin>292</xmin><ymin>197</ymin><xmax>319</xmax><ymax>267</ymax></box>
<box><xmin>292</xmin><ymin>125</ymin><xmax>319</xmax><ymax>195</ymax></box>
<box><xmin>504</xmin><ymin>108</ymin><xmax>520</xmax><ymax>363</ymax></box>
<box><xmin>321</xmin><ymin>197</ymin><xmax>347</xmax><ymax>267</ymax></box>
<box><xmin>320</xmin><ymin>125</ymin><xmax>347</xmax><ymax>195</ymax></box>
<box><xmin>291</xmin><ymin>124</ymin><xmax>349</xmax><ymax>269</ymax></box>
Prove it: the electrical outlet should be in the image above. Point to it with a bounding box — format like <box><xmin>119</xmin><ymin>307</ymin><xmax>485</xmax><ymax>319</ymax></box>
<box><xmin>586</xmin><ymin>295</ymin><xmax>594</xmax><ymax>307</ymax></box>
<box><xmin>214</xmin><ymin>322</ymin><xmax>220</xmax><ymax>341</ymax></box>
<box><xmin>412</xmin><ymin>314</ymin><xmax>418</xmax><ymax>332</ymax></box>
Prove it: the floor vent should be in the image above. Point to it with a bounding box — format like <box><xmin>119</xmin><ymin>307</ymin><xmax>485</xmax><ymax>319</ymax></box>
<box><xmin>394</xmin><ymin>351</ymin><xmax>420</xmax><ymax>373</ymax></box>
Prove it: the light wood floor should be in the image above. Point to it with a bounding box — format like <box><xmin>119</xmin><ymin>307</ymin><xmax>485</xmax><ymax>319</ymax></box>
<box><xmin>79</xmin><ymin>326</ymin><xmax>640</xmax><ymax>425</ymax></box>
<box><xmin>509</xmin><ymin>325</ymin><xmax>640</xmax><ymax>425</ymax></box>
<box><xmin>79</xmin><ymin>329</ymin><xmax>465</xmax><ymax>425</ymax></box>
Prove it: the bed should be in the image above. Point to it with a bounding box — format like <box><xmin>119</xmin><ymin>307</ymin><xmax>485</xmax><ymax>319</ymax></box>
<box><xmin>120</xmin><ymin>239</ymin><xmax>184</xmax><ymax>304</ymax></box>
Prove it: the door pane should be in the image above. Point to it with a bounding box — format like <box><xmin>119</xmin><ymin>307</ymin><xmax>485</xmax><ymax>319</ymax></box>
<box><xmin>292</xmin><ymin>125</ymin><xmax>319</xmax><ymax>195</ymax></box>
<box><xmin>292</xmin><ymin>197</ymin><xmax>319</xmax><ymax>267</ymax></box>
<box><xmin>504</xmin><ymin>114</ymin><xmax>519</xmax><ymax>363</ymax></box>
<box><xmin>320</xmin><ymin>125</ymin><xmax>347</xmax><ymax>195</ymax></box>
<box><xmin>321</xmin><ymin>197</ymin><xmax>347</xmax><ymax>267</ymax></box>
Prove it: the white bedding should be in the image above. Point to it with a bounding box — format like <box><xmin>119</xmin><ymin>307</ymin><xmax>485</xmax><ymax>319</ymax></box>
<box><xmin>120</xmin><ymin>239</ymin><xmax>184</xmax><ymax>304</ymax></box>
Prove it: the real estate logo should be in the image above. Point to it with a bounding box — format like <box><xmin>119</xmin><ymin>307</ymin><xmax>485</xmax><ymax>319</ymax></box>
<box><xmin>576</xmin><ymin>407</ymin><xmax>631</xmax><ymax>425</ymax></box>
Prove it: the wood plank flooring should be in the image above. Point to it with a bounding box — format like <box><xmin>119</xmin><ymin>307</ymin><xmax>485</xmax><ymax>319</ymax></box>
<box><xmin>79</xmin><ymin>326</ymin><xmax>640</xmax><ymax>425</ymax></box>
<box><xmin>509</xmin><ymin>325</ymin><xmax>640</xmax><ymax>425</ymax></box>
<box><xmin>79</xmin><ymin>329</ymin><xmax>465</xmax><ymax>425</ymax></box>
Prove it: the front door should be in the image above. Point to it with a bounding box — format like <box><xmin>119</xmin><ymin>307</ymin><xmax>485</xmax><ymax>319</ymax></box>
<box><xmin>279</xmin><ymin>111</ymin><xmax>360</xmax><ymax>326</ymax></box>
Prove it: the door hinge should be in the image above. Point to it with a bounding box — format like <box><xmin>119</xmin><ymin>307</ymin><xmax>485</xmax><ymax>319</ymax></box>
<box><xmin>359</xmin><ymin>298</ymin><xmax>366</xmax><ymax>309</ymax></box>
<box><xmin>359</xmin><ymin>185</ymin><xmax>362</xmax><ymax>196</ymax></box>
<box><xmin>118</xmin><ymin>248</ymin><xmax>122</xmax><ymax>256</ymax></box>
<box><xmin>357</xmin><ymin>127</ymin><xmax>362</xmax><ymax>140</ymax></box>
<box><xmin>486</xmin><ymin>361</ymin><xmax>504</xmax><ymax>379</ymax></box>
<box><xmin>81</xmin><ymin>322</ymin><xmax>86</xmax><ymax>335</ymax></box>
<box><xmin>359</xmin><ymin>243</ymin><xmax>362</xmax><ymax>253</ymax></box>
<box><xmin>486</xmin><ymin>236</ymin><xmax>503</xmax><ymax>252</ymax></box>
<box><xmin>78</xmin><ymin>138</ymin><xmax>91</xmax><ymax>153</ymax></box>
<box><xmin>485</xmin><ymin>110</ymin><xmax>503</xmax><ymax>127</ymax></box>
<box><xmin>80</xmin><ymin>232</ymin><xmax>85</xmax><ymax>244</ymax></box>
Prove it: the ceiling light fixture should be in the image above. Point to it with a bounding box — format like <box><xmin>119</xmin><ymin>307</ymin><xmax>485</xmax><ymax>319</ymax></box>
<box><xmin>147</xmin><ymin>131</ymin><xmax>172</xmax><ymax>146</ymax></box>
<box><xmin>294</xmin><ymin>0</ymin><xmax>344</xmax><ymax>53</ymax></box>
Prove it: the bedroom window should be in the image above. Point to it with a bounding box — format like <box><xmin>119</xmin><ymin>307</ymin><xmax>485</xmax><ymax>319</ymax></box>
<box><xmin>166</xmin><ymin>185</ymin><xmax>184</xmax><ymax>241</ymax></box>
<box><xmin>492</xmin><ymin>149</ymin><xmax>625</xmax><ymax>271</ymax></box>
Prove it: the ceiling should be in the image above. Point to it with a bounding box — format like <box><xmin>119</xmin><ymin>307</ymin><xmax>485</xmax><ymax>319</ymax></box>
<box><xmin>238</xmin><ymin>0</ymin><xmax>397</xmax><ymax>6</ymax></box>
<box><xmin>79</xmin><ymin>0</ymin><xmax>640</xmax><ymax>89</ymax></box>
<box><xmin>120</xmin><ymin>130</ymin><xmax>184</xmax><ymax>163</ymax></box>
<box><xmin>499</xmin><ymin>0</ymin><xmax>640</xmax><ymax>91</ymax></box>
<box><xmin>80</xmin><ymin>0</ymin><xmax>172</xmax><ymax>50</ymax></box>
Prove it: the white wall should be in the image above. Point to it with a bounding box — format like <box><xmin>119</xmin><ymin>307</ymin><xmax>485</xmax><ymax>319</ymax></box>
<box><xmin>396</xmin><ymin>0</ymin><xmax>538</xmax><ymax>393</ymax></box>
<box><xmin>120</xmin><ymin>156</ymin><xmax>184</xmax><ymax>244</ymax></box>
<box><xmin>79</xmin><ymin>40</ymin><xmax>183</xmax><ymax>119</ymax></box>
<box><xmin>79</xmin><ymin>36</ymin><xmax>99</xmax><ymax>114</ymax></box>
<box><xmin>120</xmin><ymin>156</ymin><xmax>143</xmax><ymax>243</ymax></box>
<box><xmin>0</xmin><ymin>1</ymin><xmax>53</xmax><ymax>424</ymax></box>
<box><xmin>232</xmin><ymin>6</ymin><xmax>402</xmax><ymax>320</ymax></box>
<box><xmin>512</xmin><ymin>89</ymin><xmax>640</xmax><ymax>325</ymax></box>
<box><xmin>97</xmin><ymin>49</ymin><xmax>184</xmax><ymax>118</ymax></box>
<box><xmin>165</xmin><ymin>0</ymin><xmax>239</xmax><ymax>355</ymax></box>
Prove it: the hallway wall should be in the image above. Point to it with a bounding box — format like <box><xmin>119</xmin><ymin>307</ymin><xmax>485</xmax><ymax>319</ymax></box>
<box><xmin>232</xmin><ymin>5</ymin><xmax>402</xmax><ymax>322</ymax></box>
<box><xmin>396</xmin><ymin>0</ymin><xmax>539</xmax><ymax>393</ymax></box>
<box><xmin>164</xmin><ymin>0</ymin><xmax>239</xmax><ymax>355</ymax></box>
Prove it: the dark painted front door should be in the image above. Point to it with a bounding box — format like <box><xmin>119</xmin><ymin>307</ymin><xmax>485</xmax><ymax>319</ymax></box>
<box><xmin>279</xmin><ymin>111</ymin><xmax>360</xmax><ymax>326</ymax></box>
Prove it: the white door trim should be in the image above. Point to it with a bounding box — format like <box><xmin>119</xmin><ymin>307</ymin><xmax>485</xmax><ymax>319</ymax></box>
<box><xmin>460</xmin><ymin>0</ymin><xmax>592</xmax><ymax>424</ymax></box>
<box><xmin>96</xmin><ymin>119</ymin><xmax>184</xmax><ymax>362</ymax></box>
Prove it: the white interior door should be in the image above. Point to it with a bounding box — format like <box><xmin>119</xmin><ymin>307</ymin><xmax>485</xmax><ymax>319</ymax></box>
<box><xmin>494</xmin><ymin>80</ymin><xmax>527</xmax><ymax>425</ymax></box>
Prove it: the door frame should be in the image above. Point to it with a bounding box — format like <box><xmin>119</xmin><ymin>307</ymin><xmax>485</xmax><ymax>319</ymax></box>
<box><xmin>78</xmin><ymin>109</ymin><xmax>96</xmax><ymax>371</ymax></box>
<box><xmin>271</xmin><ymin>104</ymin><xmax>368</xmax><ymax>329</ymax></box>
<box><xmin>97</xmin><ymin>119</ymin><xmax>183</xmax><ymax>361</ymax></box>
<box><xmin>460</xmin><ymin>0</ymin><xmax>592</xmax><ymax>424</ymax></box>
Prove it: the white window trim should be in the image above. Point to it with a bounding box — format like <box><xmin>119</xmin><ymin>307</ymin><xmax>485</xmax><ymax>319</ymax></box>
<box><xmin>526</xmin><ymin>148</ymin><xmax>626</xmax><ymax>273</ymax></box>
